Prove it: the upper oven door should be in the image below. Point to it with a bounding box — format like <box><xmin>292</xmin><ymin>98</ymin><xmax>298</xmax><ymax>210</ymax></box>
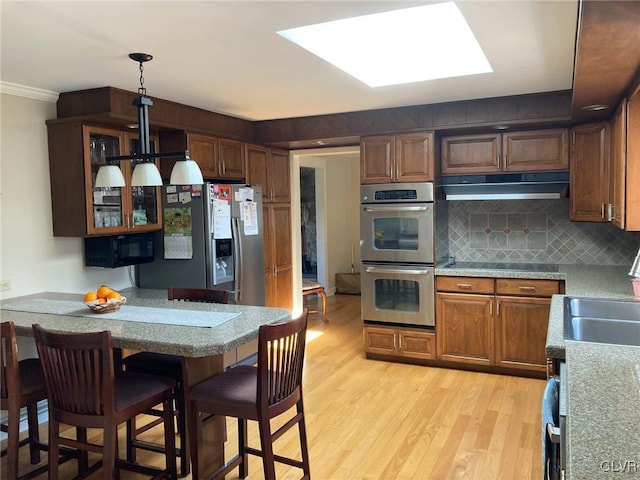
<box><xmin>360</xmin><ymin>203</ymin><xmax>434</xmax><ymax>264</ymax></box>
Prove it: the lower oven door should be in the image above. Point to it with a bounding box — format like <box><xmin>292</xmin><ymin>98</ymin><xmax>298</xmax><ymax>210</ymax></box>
<box><xmin>361</xmin><ymin>263</ymin><xmax>434</xmax><ymax>327</ymax></box>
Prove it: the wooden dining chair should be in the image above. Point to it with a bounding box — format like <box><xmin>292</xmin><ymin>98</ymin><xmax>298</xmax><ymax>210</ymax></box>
<box><xmin>188</xmin><ymin>308</ymin><xmax>310</xmax><ymax>480</ymax></box>
<box><xmin>124</xmin><ymin>287</ymin><xmax>230</xmax><ymax>476</ymax></box>
<box><xmin>1</xmin><ymin>321</ymin><xmax>49</xmax><ymax>480</ymax></box>
<box><xmin>32</xmin><ymin>323</ymin><xmax>177</xmax><ymax>479</ymax></box>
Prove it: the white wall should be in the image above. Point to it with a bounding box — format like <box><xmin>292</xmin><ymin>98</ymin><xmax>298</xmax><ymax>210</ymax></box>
<box><xmin>325</xmin><ymin>154</ymin><xmax>361</xmax><ymax>279</ymax></box>
<box><xmin>0</xmin><ymin>92</ymin><xmax>131</xmax><ymax>302</ymax></box>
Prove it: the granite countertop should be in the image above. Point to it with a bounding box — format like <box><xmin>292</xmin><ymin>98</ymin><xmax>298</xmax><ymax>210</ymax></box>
<box><xmin>437</xmin><ymin>262</ymin><xmax>640</xmax><ymax>480</ymax></box>
<box><xmin>0</xmin><ymin>289</ymin><xmax>290</xmax><ymax>357</ymax></box>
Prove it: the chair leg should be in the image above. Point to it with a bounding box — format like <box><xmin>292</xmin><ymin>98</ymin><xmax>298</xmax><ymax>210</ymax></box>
<box><xmin>6</xmin><ymin>403</ymin><xmax>19</xmax><ymax>480</ymax></box>
<box><xmin>188</xmin><ymin>401</ymin><xmax>200</xmax><ymax>480</ymax></box>
<box><xmin>76</xmin><ymin>427</ymin><xmax>89</xmax><ymax>473</ymax></box>
<box><xmin>26</xmin><ymin>403</ymin><xmax>41</xmax><ymax>465</ymax></box>
<box><xmin>319</xmin><ymin>289</ymin><xmax>328</xmax><ymax>323</ymax></box>
<box><xmin>48</xmin><ymin>419</ymin><xmax>60</xmax><ymax>480</ymax></box>
<box><xmin>103</xmin><ymin>424</ymin><xmax>117</xmax><ymax>478</ymax></box>
<box><xmin>297</xmin><ymin>400</ymin><xmax>311</xmax><ymax>477</ymax></box>
<box><xmin>257</xmin><ymin>417</ymin><xmax>276</xmax><ymax>480</ymax></box>
<box><xmin>125</xmin><ymin>417</ymin><xmax>137</xmax><ymax>464</ymax></box>
<box><xmin>175</xmin><ymin>384</ymin><xmax>190</xmax><ymax>476</ymax></box>
<box><xmin>238</xmin><ymin>418</ymin><xmax>249</xmax><ymax>478</ymax></box>
<box><xmin>162</xmin><ymin>396</ymin><xmax>178</xmax><ymax>479</ymax></box>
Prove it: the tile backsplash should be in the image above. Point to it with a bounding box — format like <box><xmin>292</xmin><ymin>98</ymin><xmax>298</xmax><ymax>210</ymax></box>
<box><xmin>447</xmin><ymin>200</ymin><xmax>640</xmax><ymax>265</ymax></box>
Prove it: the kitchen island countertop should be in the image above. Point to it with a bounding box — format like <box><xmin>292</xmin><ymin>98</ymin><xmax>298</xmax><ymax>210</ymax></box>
<box><xmin>0</xmin><ymin>288</ymin><xmax>290</xmax><ymax>357</ymax></box>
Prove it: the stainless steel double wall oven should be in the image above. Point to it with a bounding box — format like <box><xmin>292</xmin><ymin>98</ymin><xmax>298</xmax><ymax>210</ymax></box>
<box><xmin>360</xmin><ymin>183</ymin><xmax>448</xmax><ymax>327</ymax></box>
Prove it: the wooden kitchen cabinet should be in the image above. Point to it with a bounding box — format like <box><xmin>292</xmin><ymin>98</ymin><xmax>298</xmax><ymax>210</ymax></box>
<box><xmin>162</xmin><ymin>132</ymin><xmax>245</xmax><ymax>181</ymax></box>
<box><xmin>263</xmin><ymin>203</ymin><xmax>293</xmax><ymax>311</ymax></box>
<box><xmin>47</xmin><ymin>123</ymin><xmax>161</xmax><ymax>237</ymax></box>
<box><xmin>360</xmin><ymin>131</ymin><xmax>434</xmax><ymax>184</ymax></box>
<box><xmin>441</xmin><ymin>128</ymin><xmax>568</xmax><ymax>175</ymax></box>
<box><xmin>435</xmin><ymin>276</ymin><xmax>561</xmax><ymax>374</ymax></box>
<box><xmin>570</xmin><ymin>122</ymin><xmax>610</xmax><ymax>222</ymax></box>
<box><xmin>609</xmin><ymin>95</ymin><xmax>640</xmax><ymax>231</ymax></box>
<box><xmin>246</xmin><ymin>144</ymin><xmax>290</xmax><ymax>202</ymax></box>
<box><xmin>494</xmin><ymin>296</ymin><xmax>551</xmax><ymax>372</ymax></box>
<box><xmin>363</xmin><ymin>325</ymin><xmax>435</xmax><ymax>360</ymax></box>
<box><xmin>436</xmin><ymin>292</ymin><xmax>494</xmax><ymax>366</ymax></box>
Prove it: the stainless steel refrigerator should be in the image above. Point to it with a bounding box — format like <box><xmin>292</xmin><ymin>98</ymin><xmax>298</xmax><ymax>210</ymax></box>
<box><xmin>137</xmin><ymin>183</ymin><xmax>265</xmax><ymax>306</ymax></box>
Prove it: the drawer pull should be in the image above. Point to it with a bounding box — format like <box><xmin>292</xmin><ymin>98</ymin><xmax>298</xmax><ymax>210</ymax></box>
<box><xmin>519</xmin><ymin>286</ymin><xmax>537</xmax><ymax>291</ymax></box>
<box><xmin>457</xmin><ymin>283</ymin><xmax>472</xmax><ymax>289</ymax></box>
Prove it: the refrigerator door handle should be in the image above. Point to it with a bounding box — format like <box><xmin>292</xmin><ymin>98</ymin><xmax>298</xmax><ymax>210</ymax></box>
<box><xmin>232</xmin><ymin>216</ymin><xmax>242</xmax><ymax>303</ymax></box>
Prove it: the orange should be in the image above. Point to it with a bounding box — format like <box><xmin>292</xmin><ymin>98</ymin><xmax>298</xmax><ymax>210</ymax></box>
<box><xmin>84</xmin><ymin>291</ymin><xmax>97</xmax><ymax>302</ymax></box>
<box><xmin>96</xmin><ymin>286</ymin><xmax>112</xmax><ymax>299</ymax></box>
<box><xmin>106</xmin><ymin>291</ymin><xmax>122</xmax><ymax>302</ymax></box>
<box><xmin>97</xmin><ymin>297</ymin><xmax>107</xmax><ymax>304</ymax></box>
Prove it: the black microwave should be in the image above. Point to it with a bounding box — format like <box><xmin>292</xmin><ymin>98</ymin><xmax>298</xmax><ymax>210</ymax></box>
<box><xmin>84</xmin><ymin>233</ymin><xmax>155</xmax><ymax>268</ymax></box>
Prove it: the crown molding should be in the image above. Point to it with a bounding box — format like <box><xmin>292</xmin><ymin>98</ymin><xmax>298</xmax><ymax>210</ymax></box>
<box><xmin>0</xmin><ymin>82</ymin><xmax>59</xmax><ymax>103</ymax></box>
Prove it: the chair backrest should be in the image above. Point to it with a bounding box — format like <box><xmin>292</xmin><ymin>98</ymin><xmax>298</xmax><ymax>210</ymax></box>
<box><xmin>167</xmin><ymin>287</ymin><xmax>230</xmax><ymax>304</ymax></box>
<box><xmin>257</xmin><ymin>308</ymin><xmax>309</xmax><ymax>416</ymax></box>
<box><xmin>1</xmin><ymin>321</ymin><xmax>19</xmax><ymax>407</ymax></box>
<box><xmin>32</xmin><ymin>324</ymin><xmax>115</xmax><ymax>423</ymax></box>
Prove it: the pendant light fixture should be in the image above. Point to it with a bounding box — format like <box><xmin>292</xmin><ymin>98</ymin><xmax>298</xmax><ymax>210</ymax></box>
<box><xmin>94</xmin><ymin>53</ymin><xmax>203</xmax><ymax>188</ymax></box>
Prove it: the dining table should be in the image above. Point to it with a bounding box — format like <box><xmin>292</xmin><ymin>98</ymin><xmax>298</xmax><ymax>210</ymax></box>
<box><xmin>0</xmin><ymin>288</ymin><xmax>291</xmax><ymax>477</ymax></box>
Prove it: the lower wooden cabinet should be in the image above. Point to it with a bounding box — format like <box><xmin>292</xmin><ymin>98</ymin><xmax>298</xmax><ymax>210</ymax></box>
<box><xmin>435</xmin><ymin>293</ymin><xmax>494</xmax><ymax>366</ymax></box>
<box><xmin>435</xmin><ymin>276</ymin><xmax>561</xmax><ymax>375</ymax></box>
<box><xmin>494</xmin><ymin>296</ymin><xmax>551</xmax><ymax>371</ymax></box>
<box><xmin>363</xmin><ymin>325</ymin><xmax>435</xmax><ymax>360</ymax></box>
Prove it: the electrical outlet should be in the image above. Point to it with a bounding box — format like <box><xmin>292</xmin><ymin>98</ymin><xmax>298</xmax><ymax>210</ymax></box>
<box><xmin>0</xmin><ymin>279</ymin><xmax>11</xmax><ymax>291</ymax></box>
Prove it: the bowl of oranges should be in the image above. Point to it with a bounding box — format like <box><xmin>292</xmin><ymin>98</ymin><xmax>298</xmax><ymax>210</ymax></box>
<box><xmin>84</xmin><ymin>285</ymin><xmax>126</xmax><ymax>314</ymax></box>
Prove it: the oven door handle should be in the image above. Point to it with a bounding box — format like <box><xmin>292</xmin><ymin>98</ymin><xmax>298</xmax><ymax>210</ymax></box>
<box><xmin>362</xmin><ymin>205</ymin><xmax>430</xmax><ymax>212</ymax></box>
<box><xmin>364</xmin><ymin>266</ymin><xmax>432</xmax><ymax>275</ymax></box>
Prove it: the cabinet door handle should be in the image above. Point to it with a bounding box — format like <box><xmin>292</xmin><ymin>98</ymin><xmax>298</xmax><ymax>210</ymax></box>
<box><xmin>398</xmin><ymin>333</ymin><xmax>402</xmax><ymax>350</ymax></box>
<box><xmin>393</xmin><ymin>333</ymin><xmax>397</xmax><ymax>349</ymax></box>
<box><xmin>607</xmin><ymin>204</ymin><xmax>614</xmax><ymax>222</ymax></box>
<box><xmin>390</xmin><ymin>165</ymin><xmax>394</xmax><ymax>180</ymax></box>
<box><xmin>503</xmin><ymin>154</ymin><xmax>507</xmax><ymax>167</ymax></box>
<box><xmin>601</xmin><ymin>202</ymin><xmax>605</xmax><ymax>219</ymax></box>
<box><xmin>456</xmin><ymin>283</ymin><xmax>472</xmax><ymax>289</ymax></box>
<box><xmin>519</xmin><ymin>286</ymin><xmax>537</xmax><ymax>291</ymax></box>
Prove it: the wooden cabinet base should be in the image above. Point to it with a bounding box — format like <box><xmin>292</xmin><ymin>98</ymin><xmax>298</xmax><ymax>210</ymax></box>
<box><xmin>363</xmin><ymin>353</ymin><xmax>546</xmax><ymax>379</ymax></box>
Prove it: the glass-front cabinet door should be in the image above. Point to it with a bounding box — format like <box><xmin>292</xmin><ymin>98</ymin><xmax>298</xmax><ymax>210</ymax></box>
<box><xmin>83</xmin><ymin>125</ymin><xmax>161</xmax><ymax>236</ymax></box>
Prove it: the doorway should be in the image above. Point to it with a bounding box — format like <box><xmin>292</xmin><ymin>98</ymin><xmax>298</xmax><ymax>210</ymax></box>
<box><xmin>290</xmin><ymin>146</ymin><xmax>361</xmax><ymax>315</ymax></box>
<box><xmin>300</xmin><ymin>167</ymin><xmax>317</xmax><ymax>280</ymax></box>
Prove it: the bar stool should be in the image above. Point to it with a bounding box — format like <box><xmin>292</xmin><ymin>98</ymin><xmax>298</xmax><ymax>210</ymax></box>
<box><xmin>124</xmin><ymin>287</ymin><xmax>230</xmax><ymax>476</ymax></box>
<box><xmin>302</xmin><ymin>279</ymin><xmax>328</xmax><ymax>323</ymax></box>
<box><xmin>1</xmin><ymin>321</ymin><xmax>49</xmax><ymax>480</ymax></box>
<box><xmin>33</xmin><ymin>323</ymin><xmax>177</xmax><ymax>479</ymax></box>
<box><xmin>188</xmin><ymin>309</ymin><xmax>311</xmax><ymax>480</ymax></box>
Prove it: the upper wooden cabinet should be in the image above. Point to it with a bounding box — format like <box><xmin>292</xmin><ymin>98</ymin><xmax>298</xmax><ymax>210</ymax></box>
<box><xmin>570</xmin><ymin>122</ymin><xmax>610</xmax><ymax>222</ymax></box>
<box><xmin>609</xmin><ymin>96</ymin><xmax>640</xmax><ymax>231</ymax></box>
<box><xmin>47</xmin><ymin>123</ymin><xmax>162</xmax><ymax>237</ymax></box>
<box><xmin>161</xmin><ymin>132</ymin><xmax>245</xmax><ymax>181</ymax></box>
<box><xmin>441</xmin><ymin>128</ymin><xmax>569</xmax><ymax>175</ymax></box>
<box><xmin>360</xmin><ymin>132</ymin><xmax>434</xmax><ymax>184</ymax></box>
<box><xmin>246</xmin><ymin>144</ymin><xmax>290</xmax><ymax>203</ymax></box>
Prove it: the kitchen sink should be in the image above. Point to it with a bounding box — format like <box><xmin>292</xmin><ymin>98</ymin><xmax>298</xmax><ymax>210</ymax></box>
<box><xmin>564</xmin><ymin>297</ymin><xmax>640</xmax><ymax>346</ymax></box>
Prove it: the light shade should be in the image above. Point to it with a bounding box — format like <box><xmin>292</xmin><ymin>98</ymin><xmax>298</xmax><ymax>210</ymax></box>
<box><xmin>95</xmin><ymin>165</ymin><xmax>126</xmax><ymax>188</ymax></box>
<box><xmin>170</xmin><ymin>159</ymin><xmax>204</xmax><ymax>185</ymax></box>
<box><xmin>131</xmin><ymin>162</ymin><xmax>163</xmax><ymax>187</ymax></box>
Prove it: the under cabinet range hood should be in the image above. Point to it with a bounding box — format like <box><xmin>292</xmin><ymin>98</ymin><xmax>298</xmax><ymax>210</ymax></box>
<box><xmin>441</xmin><ymin>172</ymin><xmax>569</xmax><ymax>200</ymax></box>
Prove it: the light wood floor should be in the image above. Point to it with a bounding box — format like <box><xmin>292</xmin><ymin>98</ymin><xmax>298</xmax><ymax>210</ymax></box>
<box><xmin>3</xmin><ymin>293</ymin><xmax>544</xmax><ymax>479</ymax></box>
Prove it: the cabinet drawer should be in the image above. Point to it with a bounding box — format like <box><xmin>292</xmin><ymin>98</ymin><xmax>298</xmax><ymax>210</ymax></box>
<box><xmin>436</xmin><ymin>276</ymin><xmax>495</xmax><ymax>294</ymax></box>
<box><xmin>495</xmin><ymin>278</ymin><xmax>561</xmax><ymax>297</ymax></box>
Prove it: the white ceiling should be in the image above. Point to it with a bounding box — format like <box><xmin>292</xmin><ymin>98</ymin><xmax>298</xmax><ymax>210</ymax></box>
<box><xmin>0</xmin><ymin>1</ymin><xmax>578</xmax><ymax>122</ymax></box>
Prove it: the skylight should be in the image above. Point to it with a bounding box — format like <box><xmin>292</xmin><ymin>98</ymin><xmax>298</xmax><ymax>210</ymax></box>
<box><xmin>278</xmin><ymin>2</ymin><xmax>493</xmax><ymax>87</ymax></box>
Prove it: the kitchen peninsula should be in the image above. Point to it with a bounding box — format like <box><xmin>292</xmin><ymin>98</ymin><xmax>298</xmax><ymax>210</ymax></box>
<box><xmin>0</xmin><ymin>288</ymin><xmax>290</xmax><ymax>477</ymax></box>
